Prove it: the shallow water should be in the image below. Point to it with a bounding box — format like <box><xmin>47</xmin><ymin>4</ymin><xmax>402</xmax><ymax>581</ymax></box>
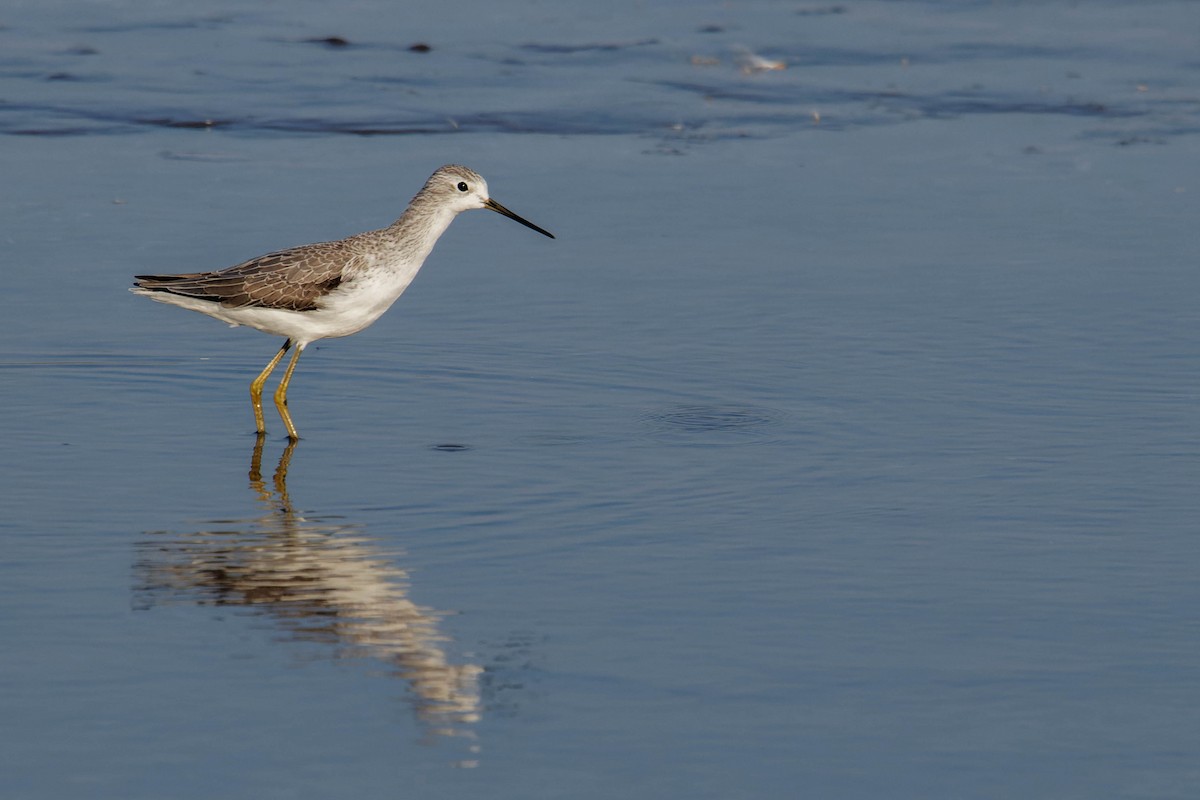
<box><xmin>2</xmin><ymin>1</ymin><xmax>1199</xmax><ymax>798</ymax></box>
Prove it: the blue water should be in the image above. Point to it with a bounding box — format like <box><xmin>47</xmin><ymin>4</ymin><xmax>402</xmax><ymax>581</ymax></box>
<box><xmin>2</xmin><ymin>1</ymin><xmax>1198</xmax><ymax>798</ymax></box>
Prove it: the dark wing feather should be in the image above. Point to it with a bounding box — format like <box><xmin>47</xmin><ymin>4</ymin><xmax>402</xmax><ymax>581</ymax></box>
<box><xmin>134</xmin><ymin>241</ymin><xmax>355</xmax><ymax>311</ymax></box>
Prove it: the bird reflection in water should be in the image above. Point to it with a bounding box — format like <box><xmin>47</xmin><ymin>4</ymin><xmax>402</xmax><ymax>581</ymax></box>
<box><xmin>134</xmin><ymin>436</ymin><xmax>483</xmax><ymax>761</ymax></box>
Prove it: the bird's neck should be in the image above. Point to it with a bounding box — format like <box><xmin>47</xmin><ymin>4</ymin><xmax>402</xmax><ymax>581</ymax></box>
<box><xmin>379</xmin><ymin>202</ymin><xmax>457</xmax><ymax>266</ymax></box>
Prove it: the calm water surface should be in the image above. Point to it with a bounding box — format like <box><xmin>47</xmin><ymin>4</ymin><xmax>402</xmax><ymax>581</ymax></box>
<box><xmin>2</xmin><ymin>1</ymin><xmax>1198</xmax><ymax>798</ymax></box>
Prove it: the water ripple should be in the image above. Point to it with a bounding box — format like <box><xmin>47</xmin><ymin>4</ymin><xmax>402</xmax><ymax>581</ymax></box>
<box><xmin>641</xmin><ymin>403</ymin><xmax>786</xmax><ymax>445</ymax></box>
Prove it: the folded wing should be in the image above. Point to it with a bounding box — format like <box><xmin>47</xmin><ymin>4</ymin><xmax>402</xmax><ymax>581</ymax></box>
<box><xmin>134</xmin><ymin>241</ymin><xmax>354</xmax><ymax>312</ymax></box>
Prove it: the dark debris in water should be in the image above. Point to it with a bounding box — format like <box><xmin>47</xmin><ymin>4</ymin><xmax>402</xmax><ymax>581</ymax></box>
<box><xmin>430</xmin><ymin>443</ymin><xmax>471</xmax><ymax>453</ymax></box>
<box><xmin>286</xmin><ymin>36</ymin><xmax>431</xmax><ymax>53</ymax></box>
<box><xmin>138</xmin><ymin>116</ymin><xmax>231</xmax><ymax>129</ymax></box>
<box><xmin>305</xmin><ymin>35</ymin><xmax>351</xmax><ymax>47</ymax></box>
<box><xmin>1115</xmin><ymin>135</ymin><xmax>1167</xmax><ymax>146</ymax></box>
<box><xmin>796</xmin><ymin>4</ymin><xmax>848</xmax><ymax>15</ymax></box>
<box><xmin>520</xmin><ymin>38</ymin><xmax>659</xmax><ymax>54</ymax></box>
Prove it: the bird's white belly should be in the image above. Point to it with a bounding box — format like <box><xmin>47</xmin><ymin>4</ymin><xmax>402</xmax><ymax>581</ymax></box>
<box><xmin>312</xmin><ymin>270</ymin><xmax>418</xmax><ymax>337</ymax></box>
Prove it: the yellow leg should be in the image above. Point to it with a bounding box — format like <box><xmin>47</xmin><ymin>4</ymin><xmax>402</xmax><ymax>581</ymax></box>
<box><xmin>250</xmin><ymin>341</ymin><xmax>292</xmax><ymax>434</ymax></box>
<box><xmin>273</xmin><ymin>343</ymin><xmax>305</xmax><ymax>440</ymax></box>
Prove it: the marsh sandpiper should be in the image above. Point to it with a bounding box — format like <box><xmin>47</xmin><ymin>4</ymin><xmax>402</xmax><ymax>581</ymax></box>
<box><xmin>132</xmin><ymin>164</ymin><xmax>554</xmax><ymax>439</ymax></box>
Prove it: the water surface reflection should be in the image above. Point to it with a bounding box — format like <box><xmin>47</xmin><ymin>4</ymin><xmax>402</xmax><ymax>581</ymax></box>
<box><xmin>134</xmin><ymin>438</ymin><xmax>482</xmax><ymax>758</ymax></box>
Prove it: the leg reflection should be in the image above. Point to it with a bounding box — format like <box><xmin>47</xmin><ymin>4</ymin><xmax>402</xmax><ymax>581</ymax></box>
<box><xmin>249</xmin><ymin>433</ymin><xmax>297</xmax><ymax>513</ymax></box>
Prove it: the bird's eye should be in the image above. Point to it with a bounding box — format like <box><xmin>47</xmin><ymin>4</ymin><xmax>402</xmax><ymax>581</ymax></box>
<box><xmin>456</xmin><ymin>181</ymin><xmax>469</xmax><ymax>192</ymax></box>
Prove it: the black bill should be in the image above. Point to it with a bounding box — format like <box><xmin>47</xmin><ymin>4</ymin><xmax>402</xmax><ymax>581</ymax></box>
<box><xmin>484</xmin><ymin>198</ymin><xmax>555</xmax><ymax>239</ymax></box>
